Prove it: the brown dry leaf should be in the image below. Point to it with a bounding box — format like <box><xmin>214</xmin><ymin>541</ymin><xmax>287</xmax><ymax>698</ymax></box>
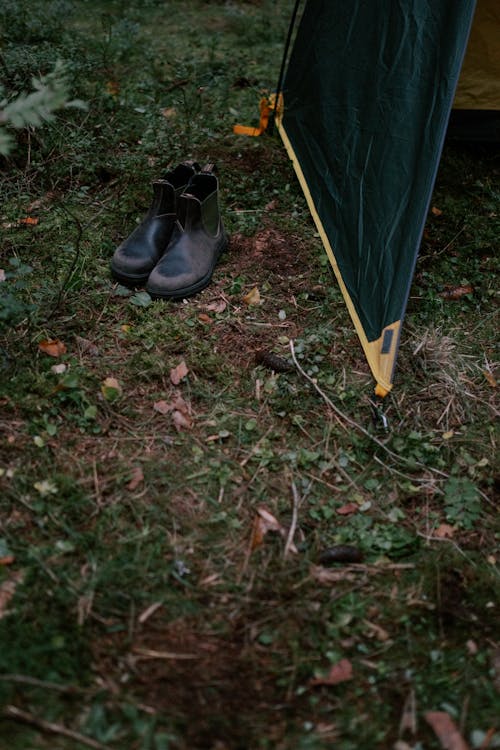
<box><xmin>153</xmin><ymin>400</ymin><xmax>171</xmax><ymax>415</ymax></box>
<box><xmin>161</xmin><ymin>106</ymin><xmax>177</xmax><ymax>119</ymax></box>
<box><xmin>439</xmin><ymin>285</ymin><xmax>473</xmax><ymax>300</ymax></box>
<box><xmin>310</xmin><ymin>658</ymin><xmax>353</xmax><ymax>687</ymax></box>
<box><xmin>75</xmin><ymin>335</ymin><xmax>100</xmax><ymax>356</ymax></box>
<box><xmin>39</xmin><ymin>339</ymin><xmax>67</xmax><ymax>358</ymax></box>
<box><xmin>424</xmin><ymin>711</ymin><xmax>470</xmax><ymax>750</ymax></box>
<box><xmin>171</xmin><ymin>395</ymin><xmax>193</xmax><ymax>431</ymax></box>
<box><xmin>205</xmin><ymin>299</ymin><xmax>227</xmax><ymax>314</ymax></box>
<box><xmin>265</xmin><ymin>199</ymin><xmax>278</xmax><ymax>211</ymax></box>
<box><xmin>336</xmin><ymin>502</ymin><xmax>359</xmax><ymax>516</ymax></box>
<box><xmin>198</xmin><ymin>313</ymin><xmax>212</xmax><ymax>324</ymax></box>
<box><xmin>363</xmin><ymin>619</ymin><xmax>390</xmax><ymax>642</ymax></box>
<box><xmin>127</xmin><ymin>466</ymin><xmax>144</xmax><ymax>491</ymax></box>
<box><xmin>483</xmin><ymin>370</ymin><xmax>497</xmax><ymax>388</ymax></box>
<box><xmin>0</xmin><ymin>269</ymin><xmax>6</xmax><ymax>282</ymax></box>
<box><xmin>250</xmin><ymin>507</ymin><xmax>297</xmax><ymax>553</ymax></box>
<box><xmin>0</xmin><ymin>570</ymin><xmax>24</xmax><ymax>620</ymax></box>
<box><xmin>19</xmin><ymin>216</ymin><xmax>39</xmax><ymax>226</ymax></box>
<box><xmin>242</xmin><ymin>286</ymin><xmax>261</xmax><ymax>306</ymax></box>
<box><xmin>434</xmin><ymin>523</ymin><xmax>455</xmax><ymax>539</ymax></box>
<box><xmin>106</xmin><ymin>80</ymin><xmax>120</xmax><ymax>96</ymax></box>
<box><xmin>170</xmin><ymin>360</ymin><xmax>189</xmax><ymax>385</ymax></box>
<box><xmin>27</xmin><ymin>192</ymin><xmax>55</xmax><ymax>212</ymax></box>
<box><xmin>172</xmin><ymin>410</ymin><xmax>192</xmax><ymax>431</ymax></box>
<box><xmin>0</xmin><ymin>556</ymin><xmax>15</xmax><ymax>566</ymax></box>
<box><xmin>431</xmin><ymin>206</ymin><xmax>443</xmax><ymax>217</ymax></box>
<box><xmin>399</xmin><ymin>687</ymin><xmax>417</xmax><ymax>736</ymax></box>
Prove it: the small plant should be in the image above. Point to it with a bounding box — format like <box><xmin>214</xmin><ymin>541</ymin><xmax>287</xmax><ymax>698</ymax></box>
<box><xmin>0</xmin><ymin>60</ymin><xmax>85</xmax><ymax>155</ymax></box>
<box><xmin>0</xmin><ymin>257</ymin><xmax>34</xmax><ymax>327</ymax></box>
<box><xmin>443</xmin><ymin>476</ymin><xmax>482</xmax><ymax>530</ymax></box>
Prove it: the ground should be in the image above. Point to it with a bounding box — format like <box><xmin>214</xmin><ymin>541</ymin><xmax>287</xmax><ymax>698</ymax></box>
<box><xmin>0</xmin><ymin>1</ymin><xmax>499</xmax><ymax>749</ymax></box>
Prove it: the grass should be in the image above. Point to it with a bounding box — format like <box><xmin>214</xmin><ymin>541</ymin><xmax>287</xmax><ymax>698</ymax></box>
<box><xmin>0</xmin><ymin>1</ymin><xmax>499</xmax><ymax>748</ymax></box>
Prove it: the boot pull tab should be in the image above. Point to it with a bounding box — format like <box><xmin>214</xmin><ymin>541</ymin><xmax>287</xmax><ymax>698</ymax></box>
<box><xmin>183</xmin><ymin>159</ymin><xmax>201</xmax><ymax>172</ymax></box>
<box><xmin>200</xmin><ymin>162</ymin><xmax>218</xmax><ymax>176</ymax></box>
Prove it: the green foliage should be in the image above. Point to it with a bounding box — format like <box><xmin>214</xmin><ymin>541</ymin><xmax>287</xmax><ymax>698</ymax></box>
<box><xmin>0</xmin><ymin>257</ymin><xmax>34</xmax><ymax>326</ymax></box>
<box><xmin>443</xmin><ymin>476</ymin><xmax>482</xmax><ymax>529</ymax></box>
<box><xmin>0</xmin><ymin>61</ymin><xmax>86</xmax><ymax>155</ymax></box>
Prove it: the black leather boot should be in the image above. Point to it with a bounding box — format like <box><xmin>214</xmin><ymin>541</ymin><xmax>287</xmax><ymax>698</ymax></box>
<box><xmin>110</xmin><ymin>161</ymin><xmax>199</xmax><ymax>287</ymax></box>
<box><xmin>146</xmin><ymin>166</ymin><xmax>228</xmax><ymax>300</ymax></box>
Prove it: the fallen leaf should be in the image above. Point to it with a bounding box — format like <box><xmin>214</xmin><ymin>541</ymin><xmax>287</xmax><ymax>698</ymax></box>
<box><xmin>363</xmin><ymin>619</ymin><xmax>390</xmax><ymax>642</ymax></box>
<box><xmin>170</xmin><ymin>360</ymin><xmax>189</xmax><ymax>385</ymax></box>
<box><xmin>265</xmin><ymin>199</ymin><xmax>278</xmax><ymax>211</ymax></box>
<box><xmin>205</xmin><ymin>299</ymin><xmax>227</xmax><ymax>314</ymax></box>
<box><xmin>19</xmin><ymin>216</ymin><xmax>39</xmax><ymax>226</ymax></box>
<box><xmin>336</xmin><ymin>502</ymin><xmax>359</xmax><ymax>516</ymax></box>
<box><xmin>171</xmin><ymin>394</ymin><xmax>193</xmax><ymax>432</ymax></box>
<box><xmin>0</xmin><ymin>570</ymin><xmax>24</xmax><ymax>620</ymax></box>
<box><xmin>250</xmin><ymin>507</ymin><xmax>297</xmax><ymax>553</ymax></box>
<box><xmin>27</xmin><ymin>192</ymin><xmax>55</xmax><ymax>212</ymax></box>
<box><xmin>0</xmin><ymin>556</ymin><xmax>15</xmax><ymax>566</ymax></box>
<box><xmin>424</xmin><ymin>711</ymin><xmax>470</xmax><ymax>750</ymax></box>
<box><xmin>39</xmin><ymin>339</ymin><xmax>67</xmax><ymax>357</ymax></box>
<box><xmin>0</xmin><ymin>269</ymin><xmax>5</xmax><ymax>282</ymax></box>
<box><xmin>431</xmin><ymin>206</ymin><xmax>443</xmax><ymax>216</ymax></box>
<box><xmin>434</xmin><ymin>523</ymin><xmax>455</xmax><ymax>539</ymax></box>
<box><xmin>101</xmin><ymin>377</ymin><xmax>122</xmax><ymax>402</ymax></box>
<box><xmin>242</xmin><ymin>286</ymin><xmax>261</xmax><ymax>306</ymax></box>
<box><xmin>127</xmin><ymin>466</ymin><xmax>144</xmax><ymax>491</ymax></box>
<box><xmin>161</xmin><ymin>106</ymin><xmax>177</xmax><ymax>119</ymax></box>
<box><xmin>153</xmin><ymin>399</ymin><xmax>171</xmax><ymax>414</ymax></box>
<box><xmin>33</xmin><ymin>479</ymin><xmax>58</xmax><ymax>496</ymax></box>
<box><xmin>399</xmin><ymin>688</ymin><xmax>417</xmax><ymax>736</ymax></box>
<box><xmin>439</xmin><ymin>285</ymin><xmax>473</xmax><ymax>300</ymax></box>
<box><xmin>310</xmin><ymin>658</ymin><xmax>353</xmax><ymax>687</ymax></box>
<box><xmin>50</xmin><ymin>363</ymin><xmax>67</xmax><ymax>375</ymax></box>
<box><xmin>466</xmin><ymin>640</ymin><xmax>478</xmax><ymax>655</ymax></box>
<box><xmin>130</xmin><ymin>291</ymin><xmax>152</xmax><ymax>307</ymax></box>
<box><xmin>172</xmin><ymin>409</ymin><xmax>192</xmax><ymax>431</ymax></box>
<box><xmin>198</xmin><ymin>313</ymin><xmax>212</xmax><ymax>324</ymax></box>
<box><xmin>483</xmin><ymin>370</ymin><xmax>497</xmax><ymax>388</ymax></box>
<box><xmin>75</xmin><ymin>335</ymin><xmax>100</xmax><ymax>356</ymax></box>
<box><xmin>106</xmin><ymin>80</ymin><xmax>120</xmax><ymax>96</ymax></box>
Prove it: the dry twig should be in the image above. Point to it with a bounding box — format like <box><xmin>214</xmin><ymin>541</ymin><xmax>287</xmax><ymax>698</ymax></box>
<box><xmin>2</xmin><ymin>705</ymin><xmax>108</xmax><ymax>750</ymax></box>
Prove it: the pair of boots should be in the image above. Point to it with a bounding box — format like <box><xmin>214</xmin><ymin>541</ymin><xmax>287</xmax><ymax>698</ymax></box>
<box><xmin>111</xmin><ymin>162</ymin><xmax>227</xmax><ymax>299</ymax></box>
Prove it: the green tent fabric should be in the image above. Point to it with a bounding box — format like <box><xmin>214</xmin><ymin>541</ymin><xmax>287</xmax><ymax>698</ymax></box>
<box><xmin>276</xmin><ymin>0</ymin><xmax>478</xmax><ymax>395</ymax></box>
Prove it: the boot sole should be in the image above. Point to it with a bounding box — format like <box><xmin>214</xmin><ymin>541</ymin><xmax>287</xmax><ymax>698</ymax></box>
<box><xmin>111</xmin><ymin>266</ymin><xmax>151</xmax><ymax>288</ymax></box>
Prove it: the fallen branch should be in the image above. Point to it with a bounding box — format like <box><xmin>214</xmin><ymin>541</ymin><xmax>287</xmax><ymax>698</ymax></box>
<box><xmin>2</xmin><ymin>705</ymin><xmax>108</xmax><ymax>750</ymax></box>
<box><xmin>284</xmin><ymin>481</ymin><xmax>300</xmax><ymax>559</ymax></box>
<box><xmin>0</xmin><ymin>674</ymin><xmax>91</xmax><ymax>694</ymax></box>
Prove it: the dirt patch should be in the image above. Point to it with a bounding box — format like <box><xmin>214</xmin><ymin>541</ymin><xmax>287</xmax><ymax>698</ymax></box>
<box><xmin>93</xmin><ymin>616</ymin><xmax>302</xmax><ymax>749</ymax></box>
<box><xmin>228</xmin><ymin>227</ymin><xmax>307</xmax><ymax>282</ymax></box>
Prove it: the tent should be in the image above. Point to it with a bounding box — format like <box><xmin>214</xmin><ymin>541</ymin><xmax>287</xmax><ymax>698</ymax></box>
<box><xmin>236</xmin><ymin>0</ymin><xmax>499</xmax><ymax>397</ymax></box>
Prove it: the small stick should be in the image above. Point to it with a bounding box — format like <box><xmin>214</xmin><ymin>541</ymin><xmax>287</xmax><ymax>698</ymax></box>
<box><xmin>284</xmin><ymin>481</ymin><xmax>300</xmax><ymax>559</ymax></box>
<box><xmin>289</xmin><ymin>339</ymin><xmax>449</xmax><ymax>478</ymax></box>
<box><xmin>0</xmin><ymin>674</ymin><xmax>90</xmax><ymax>694</ymax></box>
<box><xmin>2</xmin><ymin>705</ymin><xmax>108</xmax><ymax>750</ymax></box>
<box><xmin>132</xmin><ymin>647</ymin><xmax>197</xmax><ymax>660</ymax></box>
